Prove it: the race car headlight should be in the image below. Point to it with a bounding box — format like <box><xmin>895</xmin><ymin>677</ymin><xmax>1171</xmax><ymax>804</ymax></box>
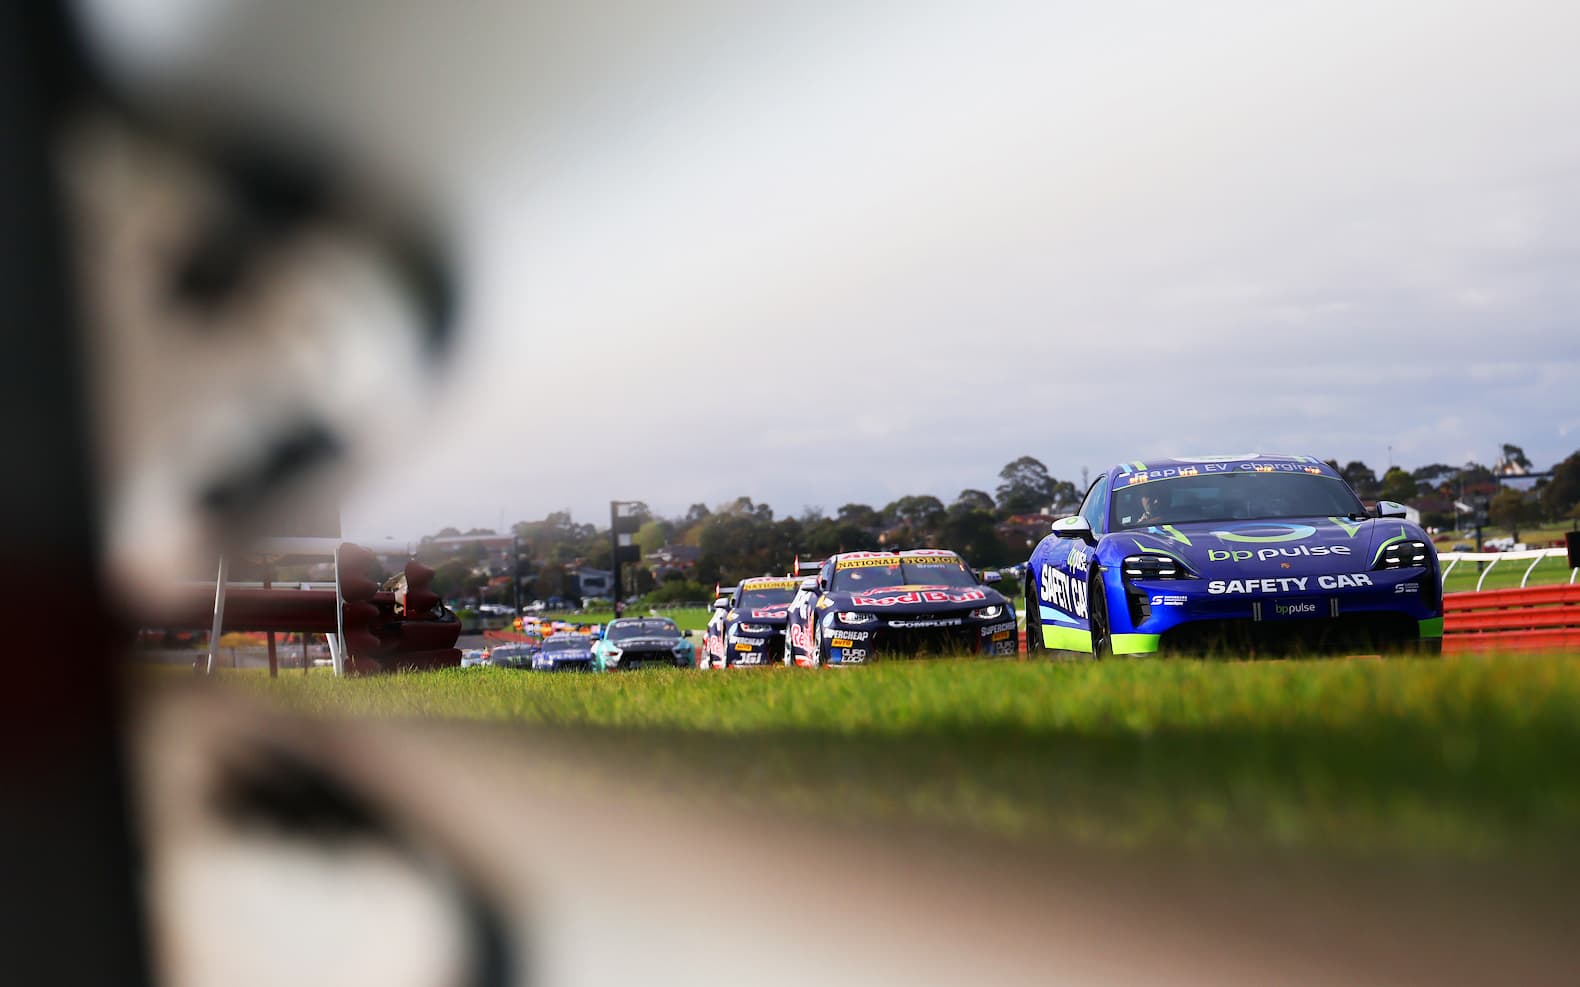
<box><xmin>1122</xmin><ymin>554</ymin><xmax>1192</xmax><ymax>580</ymax></box>
<box><xmin>1375</xmin><ymin>539</ymin><xmax>1431</xmax><ymax>570</ymax></box>
<box><xmin>969</xmin><ymin>605</ymin><xmax>1004</xmax><ymax>621</ymax></box>
<box><xmin>737</xmin><ymin>623</ymin><xmax>772</xmax><ymax>634</ymax></box>
<box><xmin>835</xmin><ymin>612</ymin><xmax>878</xmax><ymax>625</ymax></box>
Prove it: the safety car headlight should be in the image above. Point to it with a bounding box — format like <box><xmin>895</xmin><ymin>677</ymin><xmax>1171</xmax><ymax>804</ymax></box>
<box><xmin>1122</xmin><ymin>554</ymin><xmax>1192</xmax><ymax>579</ymax></box>
<box><xmin>737</xmin><ymin>623</ymin><xmax>772</xmax><ymax>634</ymax></box>
<box><xmin>969</xmin><ymin>605</ymin><xmax>1004</xmax><ymax>620</ymax></box>
<box><xmin>835</xmin><ymin>611</ymin><xmax>878</xmax><ymax>625</ymax></box>
<box><xmin>1374</xmin><ymin>540</ymin><xmax>1431</xmax><ymax>570</ymax></box>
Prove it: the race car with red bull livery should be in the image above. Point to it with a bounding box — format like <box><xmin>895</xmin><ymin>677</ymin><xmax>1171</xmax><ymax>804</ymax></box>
<box><xmin>701</xmin><ymin>575</ymin><xmax>803</xmax><ymax>668</ymax></box>
<box><xmin>784</xmin><ymin>549</ymin><xmax>1018</xmax><ymax>666</ymax></box>
<box><xmin>1024</xmin><ymin>454</ymin><xmax>1444</xmax><ymax>657</ymax></box>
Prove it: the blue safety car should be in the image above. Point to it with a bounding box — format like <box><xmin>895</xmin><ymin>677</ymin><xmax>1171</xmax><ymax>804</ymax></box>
<box><xmin>784</xmin><ymin>549</ymin><xmax>1018</xmax><ymax>666</ymax></box>
<box><xmin>1024</xmin><ymin>454</ymin><xmax>1444</xmax><ymax>657</ymax></box>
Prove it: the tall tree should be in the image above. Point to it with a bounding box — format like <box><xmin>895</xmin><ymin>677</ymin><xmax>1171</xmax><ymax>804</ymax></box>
<box><xmin>1379</xmin><ymin>467</ymin><xmax>1418</xmax><ymax>503</ymax></box>
<box><xmin>1488</xmin><ymin>488</ymin><xmax>1536</xmax><ymax>541</ymax></box>
<box><xmin>1539</xmin><ymin>449</ymin><xmax>1580</xmax><ymax>520</ymax></box>
<box><xmin>1410</xmin><ymin>463</ymin><xmax>1457</xmax><ymax>492</ymax></box>
<box><xmin>836</xmin><ymin>503</ymin><xmax>882</xmax><ymax>529</ymax></box>
<box><xmin>995</xmin><ymin>456</ymin><xmax>1058</xmax><ymax>514</ymax></box>
<box><xmin>1340</xmin><ymin>461</ymin><xmax>1379</xmax><ymax>499</ymax></box>
<box><xmin>635</xmin><ymin>518</ymin><xmax>672</xmax><ymax>556</ymax></box>
<box><xmin>884</xmin><ymin>495</ymin><xmax>946</xmax><ymax>530</ymax></box>
<box><xmin>1499</xmin><ymin>443</ymin><xmax>1533</xmax><ymax>472</ymax></box>
<box><xmin>953</xmin><ymin>489</ymin><xmax>995</xmax><ymax>513</ymax></box>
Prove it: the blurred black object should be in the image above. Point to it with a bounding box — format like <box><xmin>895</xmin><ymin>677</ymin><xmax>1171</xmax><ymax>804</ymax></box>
<box><xmin>0</xmin><ymin>4</ymin><xmax>150</xmax><ymax>983</ymax></box>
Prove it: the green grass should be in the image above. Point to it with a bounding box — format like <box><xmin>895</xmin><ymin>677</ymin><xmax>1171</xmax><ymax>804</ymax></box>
<box><xmin>561</xmin><ymin>606</ymin><xmax>712</xmax><ymax>631</ymax></box>
<box><xmin>215</xmin><ymin>654</ymin><xmax>1580</xmax><ymax>864</ymax></box>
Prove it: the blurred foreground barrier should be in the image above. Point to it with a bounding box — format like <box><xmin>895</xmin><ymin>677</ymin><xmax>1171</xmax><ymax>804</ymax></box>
<box><xmin>1443</xmin><ymin>584</ymin><xmax>1580</xmax><ymax>654</ymax></box>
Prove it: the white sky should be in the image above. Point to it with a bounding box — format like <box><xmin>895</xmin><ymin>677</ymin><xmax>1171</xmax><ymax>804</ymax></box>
<box><xmin>85</xmin><ymin>0</ymin><xmax>1580</xmax><ymax>537</ymax></box>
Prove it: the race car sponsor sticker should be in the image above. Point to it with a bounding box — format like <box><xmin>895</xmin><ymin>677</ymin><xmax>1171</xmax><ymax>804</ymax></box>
<box><xmin>742</xmin><ymin>578</ymin><xmax>799</xmax><ymax>590</ymax></box>
<box><xmin>828</xmin><ymin>629</ymin><xmax>870</xmax><ymax>641</ymax></box>
<box><xmin>1207</xmin><ymin>573</ymin><xmax>1373</xmax><ymax>595</ymax></box>
<box><xmin>831</xmin><ymin>638</ymin><xmax>856</xmax><ymax>648</ymax></box>
<box><xmin>888</xmin><ymin>618</ymin><xmax>963</xmax><ymax>628</ymax></box>
<box><xmin>980</xmin><ymin>620</ymin><xmax>1017</xmax><ymax>637</ymax></box>
<box><xmin>1149</xmin><ymin>594</ymin><xmax>1188</xmax><ymax>607</ymax></box>
<box><xmin>835</xmin><ymin>556</ymin><xmax>903</xmax><ymax>569</ymax></box>
<box><xmin>831</xmin><ymin>648</ymin><xmax>867</xmax><ymax>664</ymax></box>
<box><xmin>1208</xmin><ymin>545</ymin><xmax>1353</xmax><ymax>562</ymax></box>
<box><xmin>851</xmin><ymin>588</ymin><xmax>987</xmax><ymax>607</ymax></box>
<box><xmin>788</xmin><ymin>623</ymin><xmax>814</xmax><ymax>654</ymax></box>
<box><xmin>750</xmin><ymin>608</ymin><xmax>789</xmax><ymax>618</ymax></box>
<box><xmin>1266</xmin><ymin>598</ymin><xmax>1322</xmax><ymax>619</ymax></box>
<box><xmin>1067</xmin><ymin>545</ymin><xmax>1090</xmax><ymax>573</ymax></box>
<box><xmin>1039</xmin><ymin>564</ymin><xmax>1088</xmax><ymax>619</ymax></box>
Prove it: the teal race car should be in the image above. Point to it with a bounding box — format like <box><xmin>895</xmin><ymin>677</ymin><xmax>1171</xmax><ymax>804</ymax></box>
<box><xmin>591</xmin><ymin>616</ymin><xmax>695</xmax><ymax>670</ymax></box>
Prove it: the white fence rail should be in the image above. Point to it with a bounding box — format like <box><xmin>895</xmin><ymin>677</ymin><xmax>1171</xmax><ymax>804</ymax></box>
<box><xmin>1437</xmin><ymin>548</ymin><xmax>1577</xmax><ymax>592</ymax></box>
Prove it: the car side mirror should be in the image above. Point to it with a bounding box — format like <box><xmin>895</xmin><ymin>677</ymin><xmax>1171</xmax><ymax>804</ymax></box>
<box><xmin>799</xmin><ymin>576</ymin><xmax>818</xmax><ymax>592</ymax></box>
<box><xmin>1051</xmin><ymin>516</ymin><xmax>1094</xmax><ymax>541</ymax></box>
<box><xmin>1375</xmin><ymin>500</ymin><xmax>1409</xmax><ymax>520</ymax></box>
<box><xmin>711</xmin><ymin>598</ymin><xmax>729</xmax><ymax>610</ymax></box>
<box><xmin>980</xmin><ymin>570</ymin><xmax>1002</xmax><ymax>585</ymax></box>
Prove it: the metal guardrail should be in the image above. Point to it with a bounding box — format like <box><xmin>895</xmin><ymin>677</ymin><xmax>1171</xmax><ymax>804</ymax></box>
<box><xmin>1437</xmin><ymin>548</ymin><xmax>1578</xmax><ymax>592</ymax></box>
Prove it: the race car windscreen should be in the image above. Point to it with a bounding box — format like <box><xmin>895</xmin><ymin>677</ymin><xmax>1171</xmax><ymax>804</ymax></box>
<box><xmin>542</xmin><ymin>636</ymin><xmax>589</xmax><ymax>652</ymax></box>
<box><xmin>1111</xmin><ymin>471</ymin><xmax>1367</xmax><ymax>530</ymax></box>
<box><xmin>830</xmin><ymin>556</ymin><xmax>976</xmax><ymax>591</ymax></box>
<box><xmin>737</xmin><ymin>584</ymin><xmax>798</xmax><ymax>609</ymax></box>
<box><xmin>607</xmin><ymin>619</ymin><xmax>680</xmax><ymax>641</ymax></box>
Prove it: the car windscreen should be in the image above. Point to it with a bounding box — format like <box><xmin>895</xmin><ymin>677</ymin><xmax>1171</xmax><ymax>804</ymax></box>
<box><xmin>830</xmin><ymin>555</ymin><xmax>975</xmax><ymax>591</ymax></box>
<box><xmin>541</xmin><ymin>637</ymin><xmax>589</xmax><ymax>652</ymax></box>
<box><xmin>1110</xmin><ymin>471</ymin><xmax>1366</xmax><ymax>530</ymax></box>
<box><xmin>607</xmin><ymin>620</ymin><xmax>679</xmax><ymax>642</ymax></box>
<box><xmin>737</xmin><ymin>584</ymin><xmax>798</xmax><ymax>609</ymax></box>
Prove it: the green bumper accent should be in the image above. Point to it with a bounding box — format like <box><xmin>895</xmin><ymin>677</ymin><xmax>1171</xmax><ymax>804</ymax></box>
<box><xmin>1419</xmin><ymin>617</ymin><xmax>1445</xmax><ymax>639</ymax></box>
<box><xmin>1111</xmin><ymin>633</ymin><xmax>1161</xmax><ymax>655</ymax></box>
<box><xmin>1041</xmin><ymin>624</ymin><xmax>1093</xmax><ymax>653</ymax></box>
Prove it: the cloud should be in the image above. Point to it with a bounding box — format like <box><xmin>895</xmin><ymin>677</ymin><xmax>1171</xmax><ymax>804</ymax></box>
<box><xmin>298</xmin><ymin>0</ymin><xmax>1580</xmax><ymax>535</ymax></box>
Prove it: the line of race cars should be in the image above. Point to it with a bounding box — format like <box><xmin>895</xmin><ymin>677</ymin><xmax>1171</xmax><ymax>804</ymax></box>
<box><xmin>464</xmin><ymin>615</ymin><xmax>696</xmax><ymax>672</ymax></box>
<box><xmin>473</xmin><ymin>453</ymin><xmax>1444</xmax><ymax>669</ymax></box>
<box><xmin>707</xmin><ymin>453</ymin><xmax>1442</xmax><ymax>664</ymax></box>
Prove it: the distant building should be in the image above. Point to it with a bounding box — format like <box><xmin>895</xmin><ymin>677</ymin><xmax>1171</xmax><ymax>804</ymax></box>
<box><xmin>574</xmin><ymin>568</ymin><xmax>614</xmax><ymax>598</ymax></box>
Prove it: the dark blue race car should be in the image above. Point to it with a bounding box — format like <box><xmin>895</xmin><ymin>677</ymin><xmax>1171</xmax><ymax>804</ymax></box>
<box><xmin>1025</xmin><ymin>454</ymin><xmax>1444</xmax><ymax>657</ymax></box>
<box><xmin>785</xmin><ymin>549</ymin><xmax>1018</xmax><ymax>666</ymax></box>
<box><xmin>703</xmin><ymin>575</ymin><xmax>801</xmax><ymax>668</ymax></box>
<box><xmin>529</xmin><ymin>633</ymin><xmax>598</xmax><ymax>671</ymax></box>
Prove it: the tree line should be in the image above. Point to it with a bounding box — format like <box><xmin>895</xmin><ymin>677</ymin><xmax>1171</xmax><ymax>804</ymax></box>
<box><xmin>423</xmin><ymin>447</ymin><xmax>1580</xmax><ymax>605</ymax></box>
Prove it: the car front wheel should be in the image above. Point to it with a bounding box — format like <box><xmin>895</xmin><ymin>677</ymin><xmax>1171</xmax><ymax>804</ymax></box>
<box><xmin>1025</xmin><ymin>576</ymin><xmax>1044</xmax><ymax>654</ymax></box>
<box><xmin>1088</xmin><ymin>567</ymin><xmax>1111</xmax><ymax>659</ymax></box>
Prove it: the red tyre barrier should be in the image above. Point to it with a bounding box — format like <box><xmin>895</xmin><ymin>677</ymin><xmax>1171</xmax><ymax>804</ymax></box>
<box><xmin>1443</xmin><ymin>584</ymin><xmax>1580</xmax><ymax>654</ymax></box>
<box><xmin>483</xmin><ymin>630</ymin><xmax>539</xmax><ymax>644</ymax></box>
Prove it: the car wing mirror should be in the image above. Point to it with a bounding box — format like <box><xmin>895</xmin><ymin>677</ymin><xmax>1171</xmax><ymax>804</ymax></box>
<box><xmin>1375</xmin><ymin>500</ymin><xmax>1409</xmax><ymax>520</ymax></box>
<box><xmin>1051</xmin><ymin>516</ymin><xmax>1094</xmax><ymax>540</ymax></box>
<box><xmin>980</xmin><ymin>570</ymin><xmax>1002</xmax><ymax>585</ymax></box>
<box><xmin>799</xmin><ymin>576</ymin><xmax>818</xmax><ymax>592</ymax></box>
